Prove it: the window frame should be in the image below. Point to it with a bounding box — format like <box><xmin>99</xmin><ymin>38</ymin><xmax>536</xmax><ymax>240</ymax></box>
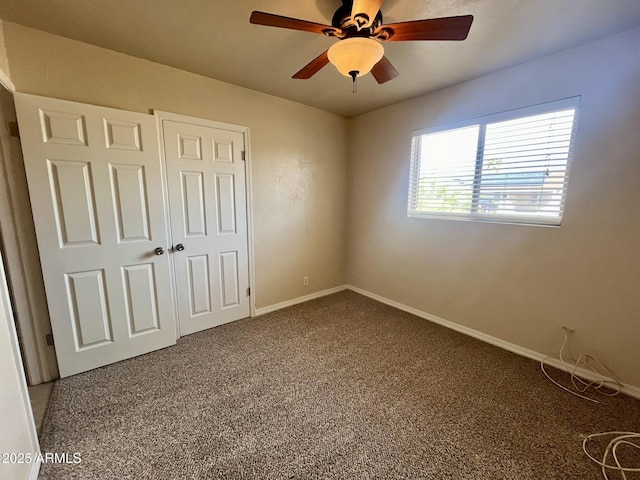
<box><xmin>407</xmin><ymin>97</ymin><xmax>581</xmax><ymax>227</ymax></box>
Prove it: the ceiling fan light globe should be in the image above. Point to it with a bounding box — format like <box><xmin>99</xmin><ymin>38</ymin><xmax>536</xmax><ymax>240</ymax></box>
<box><xmin>327</xmin><ymin>37</ymin><xmax>384</xmax><ymax>78</ymax></box>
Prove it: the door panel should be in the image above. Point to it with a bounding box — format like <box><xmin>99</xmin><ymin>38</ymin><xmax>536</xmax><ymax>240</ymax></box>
<box><xmin>40</xmin><ymin>110</ymin><xmax>87</xmax><ymax>146</ymax></box>
<box><xmin>15</xmin><ymin>93</ymin><xmax>177</xmax><ymax>377</ymax></box>
<box><xmin>163</xmin><ymin>120</ymin><xmax>250</xmax><ymax>335</ymax></box>
<box><xmin>122</xmin><ymin>263</ymin><xmax>160</xmax><ymax>335</ymax></box>
<box><xmin>219</xmin><ymin>251</ymin><xmax>240</xmax><ymax>309</ymax></box>
<box><xmin>181</xmin><ymin>171</ymin><xmax>207</xmax><ymax>236</ymax></box>
<box><xmin>109</xmin><ymin>164</ymin><xmax>151</xmax><ymax>242</ymax></box>
<box><xmin>187</xmin><ymin>254</ymin><xmax>212</xmax><ymax>316</ymax></box>
<box><xmin>48</xmin><ymin>159</ymin><xmax>100</xmax><ymax>246</ymax></box>
<box><xmin>66</xmin><ymin>269</ymin><xmax>112</xmax><ymax>349</ymax></box>
<box><xmin>215</xmin><ymin>173</ymin><xmax>237</xmax><ymax>234</ymax></box>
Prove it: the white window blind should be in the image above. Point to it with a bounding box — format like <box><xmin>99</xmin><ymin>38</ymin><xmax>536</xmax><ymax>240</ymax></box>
<box><xmin>408</xmin><ymin>97</ymin><xmax>580</xmax><ymax>226</ymax></box>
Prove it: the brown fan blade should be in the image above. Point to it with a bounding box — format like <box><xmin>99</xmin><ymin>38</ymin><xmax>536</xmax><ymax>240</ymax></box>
<box><xmin>293</xmin><ymin>51</ymin><xmax>330</xmax><ymax>79</ymax></box>
<box><xmin>379</xmin><ymin>15</ymin><xmax>474</xmax><ymax>42</ymax></box>
<box><xmin>351</xmin><ymin>0</ymin><xmax>385</xmax><ymax>29</ymax></box>
<box><xmin>250</xmin><ymin>11</ymin><xmax>334</xmax><ymax>35</ymax></box>
<box><xmin>371</xmin><ymin>56</ymin><xmax>399</xmax><ymax>84</ymax></box>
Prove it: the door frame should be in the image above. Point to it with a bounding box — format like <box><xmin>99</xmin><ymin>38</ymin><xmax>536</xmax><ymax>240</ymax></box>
<box><xmin>0</xmin><ymin>229</ymin><xmax>41</xmax><ymax>480</ymax></box>
<box><xmin>0</xmin><ymin>81</ymin><xmax>58</xmax><ymax>385</ymax></box>
<box><xmin>154</xmin><ymin>111</ymin><xmax>257</xmax><ymax>334</ymax></box>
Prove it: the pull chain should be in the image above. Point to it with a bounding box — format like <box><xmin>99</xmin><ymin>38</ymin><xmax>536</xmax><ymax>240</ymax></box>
<box><xmin>349</xmin><ymin>70</ymin><xmax>359</xmax><ymax>94</ymax></box>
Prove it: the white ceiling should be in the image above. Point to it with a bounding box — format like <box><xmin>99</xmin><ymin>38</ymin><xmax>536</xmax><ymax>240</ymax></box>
<box><xmin>1</xmin><ymin>0</ymin><xmax>640</xmax><ymax>117</ymax></box>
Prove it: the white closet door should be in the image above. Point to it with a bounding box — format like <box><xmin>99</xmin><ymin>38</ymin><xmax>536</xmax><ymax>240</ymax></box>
<box><xmin>15</xmin><ymin>93</ymin><xmax>176</xmax><ymax>377</ymax></box>
<box><xmin>162</xmin><ymin>119</ymin><xmax>250</xmax><ymax>335</ymax></box>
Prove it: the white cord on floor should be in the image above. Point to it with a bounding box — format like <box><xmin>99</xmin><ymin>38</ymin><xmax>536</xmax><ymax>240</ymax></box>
<box><xmin>583</xmin><ymin>431</ymin><xmax>640</xmax><ymax>480</ymax></box>
<box><xmin>540</xmin><ymin>327</ymin><xmax>622</xmax><ymax>405</ymax></box>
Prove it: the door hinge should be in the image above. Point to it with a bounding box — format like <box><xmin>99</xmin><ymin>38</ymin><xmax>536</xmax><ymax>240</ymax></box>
<box><xmin>241</xmin><ymin>151</ymin><xmax>246</xmax><ymax>161</ymax></box>
<box><xmin>8</xmin><ymin>121</ymin><xmax>20</xmax><ymax>138</ymax></box>
<box><xmin>246</xmin><ymin>287</ymin><xmax>251</xmax><ymax>297</ymax></box>
<box><xmin>45</xmin><ymin>333</ymin><xmax>54</xmax><ymax>346</ymax></box>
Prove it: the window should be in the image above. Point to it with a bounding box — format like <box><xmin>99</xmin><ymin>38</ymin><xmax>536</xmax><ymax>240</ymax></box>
<box><xmin>408</xmin><ymin>97</ymin><xmax>580</xmax><ymax>226</ymax></box>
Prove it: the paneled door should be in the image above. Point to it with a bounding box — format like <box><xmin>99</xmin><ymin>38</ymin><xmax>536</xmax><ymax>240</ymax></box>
<box><xmin>162</xmin><ymin>118</ymin><xmax>250</xmax><ymax>335</ymax></box>
<box><xmin>15</xmin><ymin>94</ymin><xmax>176</xmax><ymax>377</ymax></box>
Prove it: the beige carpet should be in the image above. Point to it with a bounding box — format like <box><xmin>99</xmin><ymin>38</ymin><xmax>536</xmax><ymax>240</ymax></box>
<box><xmin>39</xmin><ymin>291</ymin><xmax>640</xmax><ymax>479</ymax></box>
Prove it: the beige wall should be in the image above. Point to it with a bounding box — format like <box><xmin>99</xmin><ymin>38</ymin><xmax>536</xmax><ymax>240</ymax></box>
<box><xmin>347</xmin><ymin>27</ymin><xmax>640</xmax><ymax>388</ymax></box>
<box><xmin>2</xmin><ymin>21</ymin><xmax>348</xmax><ymax>310</ymax></box>
<box><xmin>3</xmin><ymin>19</ymin><xmax>639</xmax><ymax>390</ymax></box>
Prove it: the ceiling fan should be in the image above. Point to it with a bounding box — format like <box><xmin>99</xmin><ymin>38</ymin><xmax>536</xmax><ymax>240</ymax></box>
<box><xmin>250</xmin><ymin>0</ymin><xmax>473</xmax><ymax>86</ymax></box>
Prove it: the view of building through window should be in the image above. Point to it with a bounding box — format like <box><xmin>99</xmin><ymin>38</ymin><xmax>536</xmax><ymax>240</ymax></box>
<box><xmin>408</xmin><ymin>99</ymin><xmax>579</xmax><ymax>225</ymax></box>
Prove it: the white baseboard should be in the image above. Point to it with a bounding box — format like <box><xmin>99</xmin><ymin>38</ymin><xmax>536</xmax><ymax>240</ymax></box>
<box><xmin>345</xmin><ymin>285</ymin><xmax>640</xmax><ymax>400</ymax></box>
<box><xmin>252</xmin><ymin>283</ymin><xmax>640</xmax><ymax>399</ymax></box>
<box><xmin>254</xmin><ymin>285</ymin><xmax>348</xmax><ymax>316</ymax></box>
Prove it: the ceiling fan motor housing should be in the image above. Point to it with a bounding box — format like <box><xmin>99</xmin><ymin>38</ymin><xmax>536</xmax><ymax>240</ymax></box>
<box><xmin>332</xmin><ymin>1</ymin><xmax>383</xmax><ymax>37</ymax></box>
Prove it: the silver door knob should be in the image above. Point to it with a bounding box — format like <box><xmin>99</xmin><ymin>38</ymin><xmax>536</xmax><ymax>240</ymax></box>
<box><xmin>154</xmin><ymin>247</ymin><xmax>164</xmax><ymax>255</ymax></box>
<box><xmin>175</xmin><ymin>244</ymin><xmax>185</xmax><ymax>252</ymax></box>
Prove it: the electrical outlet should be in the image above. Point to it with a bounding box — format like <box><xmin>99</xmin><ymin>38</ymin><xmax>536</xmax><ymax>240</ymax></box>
<box><xmin>303</xmin><ymin>276</ymin><xmax>309</xmax><ymax>286</ymax></box>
